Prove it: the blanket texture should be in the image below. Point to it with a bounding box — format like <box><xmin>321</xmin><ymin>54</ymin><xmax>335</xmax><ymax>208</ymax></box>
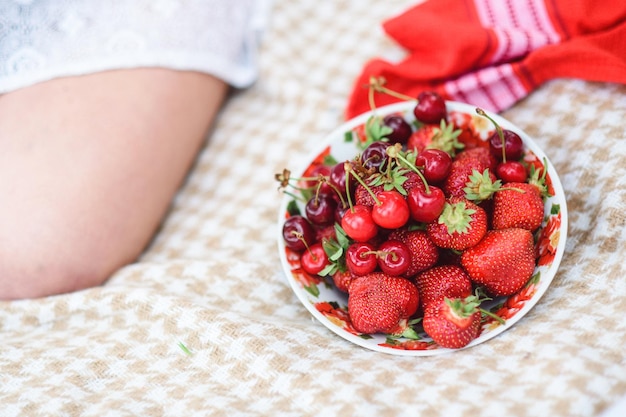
<box><xmin>1</xmin><ymin>1</ymin><xmax>625</xmax><ymax>416</ymax></box>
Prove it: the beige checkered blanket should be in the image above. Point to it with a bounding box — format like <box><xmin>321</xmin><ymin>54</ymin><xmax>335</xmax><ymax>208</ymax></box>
<box><xmin>2</xmin><ymin>1</ymin><xmax>625</xmax><ymax>416</ymax></box>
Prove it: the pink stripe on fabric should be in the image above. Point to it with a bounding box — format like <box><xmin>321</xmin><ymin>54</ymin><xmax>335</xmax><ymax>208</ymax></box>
<box><xmin>472</xmin><ymin>0</ymin><xmax>562</xmax><ymax>63</ymax></box>
<box><xmin>443</xmin><ymin>63</ymin><xmax>528</xmax><ymax>112</ymax></box>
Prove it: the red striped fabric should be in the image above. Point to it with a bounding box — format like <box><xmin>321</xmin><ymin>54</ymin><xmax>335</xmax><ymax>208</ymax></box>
<box><xmin>345</xmin><ymin>0</ymin><xmax>626</xmax><ymax>119</ymax></box>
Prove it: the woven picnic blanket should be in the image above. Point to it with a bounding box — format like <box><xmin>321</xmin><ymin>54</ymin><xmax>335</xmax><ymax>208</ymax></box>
<box><xmin>1</xmin><ymin>1</ymin><xmax>625</xmax><ymax>416</ymax></box>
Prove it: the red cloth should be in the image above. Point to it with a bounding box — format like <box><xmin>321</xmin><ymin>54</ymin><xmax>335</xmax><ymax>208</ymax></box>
<box><xmin>345</xmin><ymin>0</ymin><xmax>626</xmax><ymax>119</ymax></box>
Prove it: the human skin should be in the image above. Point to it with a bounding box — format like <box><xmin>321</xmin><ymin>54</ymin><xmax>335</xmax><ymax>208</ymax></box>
<box><xmin>0</xmin><ymin>68</ymin><xmax>228</xmax><ymax>299</ymax></box>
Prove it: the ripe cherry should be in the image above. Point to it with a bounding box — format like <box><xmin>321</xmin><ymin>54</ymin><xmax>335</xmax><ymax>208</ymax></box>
<box><xmin>496</xmin><ymin>161</ymin><xmax>527</xmax><ymax>183</ymax></box>
<box><xmin>361</xmin><ymin>141</ymin><xmax>390</xmax><ymax>170</ymax></box>
<box><xmin>308</xmin><ymin>165</ymin><xmax>334</xmax><ymax>197</ymax></box>
<box><xmin>415</xmin><ymin>149</ymin><xmax>452</xmax><ymax>184</ymax></box>
<box><xmin>334</xmin><ymin>202</ymin><xmax>349</xmax><ymax>224</ymax></box>
<box><xmin>341</xmin><ymin>204</ymin><xmax>378</xmax><ymax>242</ymax></box>
<box><xmin>489</xmin><ymin>129</ymin><xmax>524</xmax><ymax>161</ymax></box>
<box><xmin>476</xmin><ymin>108</ymin><xmax>524</xmax><ymax>162</ymax></box>
<box><xmin>383</xmin><ymin>114</ymin><xmax>412</xmax><ymax>144</ymax></box>
<box><xmin>282</xmin><ymin>215</ymin><xmax>316</xmax><ymax>251</ymax></box>
<box><xmin>305</xmin><ymin>195</ymin><xmax>337</xmax><ymax>226</ymax></box>
<box><xmin>346</xmin><ymin>242</ymin><xmax>378</xmax><ymax>276</ymax></box>
<box><xmin>301</xmin><ymin>242</ymin><xmax>330</xmax><ymax>275</ymax></box>
<box><xmin>407</xmin><ymin>185</ymin><xmax>446</xmax><ymax>223</ymax></box>
<box><xmin>414</xmin><ymin>91</ymin><xmax>447</xmax><ymax>124</ymax></box>
<box><xmin>329</xmin><ymin>161</ymin><xmax>356</xmax><ymax>196</ymax></box>
<box><xmin>371</xmin><ymin>190</ymin><xmax>410</xmax><ymax>229</ymax></box>
<box><xmin>376</xmin><ymin>240</ymin><xmax>411</xmax><ymax>276</ymax></box>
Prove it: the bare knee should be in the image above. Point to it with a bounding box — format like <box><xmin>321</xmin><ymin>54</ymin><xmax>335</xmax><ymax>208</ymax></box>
<box><xmin>0</xmin><ymin>236</ymin><xmax>120</xmax><ymax>300</ymax></box>
<box><xmin>0</xmin><ymin>69</ymin><xmax>227</xmax><ymax>300</ymax></box>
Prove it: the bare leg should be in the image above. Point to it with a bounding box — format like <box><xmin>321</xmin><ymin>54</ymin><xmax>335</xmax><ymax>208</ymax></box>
<box><xmin>0</xmin><ymin>69</ymin><xmax>228</xmax><ymax>299</ymax></box>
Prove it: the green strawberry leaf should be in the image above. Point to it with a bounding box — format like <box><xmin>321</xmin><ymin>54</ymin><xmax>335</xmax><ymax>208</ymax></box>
<box><xmin>322</xmin><ymin>238</ymin><xmax>344</xmax><ymax>262</ymax></box>
<box><xmin>364</xmin><ymin>115</ymin><xmax>393</xmax><ymax>146</ymax></box>
<box><xmin>439</xmin><ymin>200</ymin><xmax>476</xmax><ymax>235</ymax></box>
<box><xmin>398</xmin><ymin>326</ymin><xmax>420</xmax><ymax>340</ymax></box>
<box><xmin>464</xmin><ymin>168</ymin><xmax>502</xmax><ymax>202</ymax></box>
<box><xmin>428</xmin><ymin>119</ymin><xmax>464</xmax><ymax>156</ymax></box>
<box><xmin>334</xmin><ymin>223</ymin><xmax>350</xmax><ymax>248</ymax></box>
<box><xmin>319</xmin><ymin>224</ymin><xmax>350</xmax><ymax>277</ymax></box>
<box><xmin>528</xmin><ymin>158</ymin><xmax>551</xmax><ymax>198</ymax></box>
<box><xmin>319</xmin><ymin>263</ymin><xmax>338</xmax><ymax>277</ymax></box>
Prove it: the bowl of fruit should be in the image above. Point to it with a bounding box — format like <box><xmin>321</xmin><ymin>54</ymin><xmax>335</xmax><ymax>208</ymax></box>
<box><xmin>276</xmin><ymin>86</ymin><xmax>567</xmax><ymax>356</ymax></box>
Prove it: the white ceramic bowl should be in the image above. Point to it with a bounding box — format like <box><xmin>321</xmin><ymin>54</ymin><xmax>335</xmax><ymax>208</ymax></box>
<box><xmin>277</xmin><ymin>101</ymin><xmax>568</xmax><ymax>356</ymax></box>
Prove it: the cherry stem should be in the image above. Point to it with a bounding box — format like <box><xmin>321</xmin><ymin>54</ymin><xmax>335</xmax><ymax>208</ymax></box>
<box><xmin>282</xmin><ymin>190</ymin><xmax>307</xmax><ymax>202</ymax></box>
<box><xmin>344</xmin><ymin>162</ymin><xmax>356</xmax><ymax>211</ymax></box>
<box><xmin>364</xmin><ymin>249</ymin><xmax>398</xmax><ymax>261</ymax></box>
<box><xmin>369</xmin><ymin>76</ymin><xmax>417</xmax><ymax>102</ymax></box>
<box><xmin>368</xmin><ymin>79</ymin><xmax>377</xmax><ymax>111</ymax></box>
<box><xmin>292</xmin><ymin>231</ymin><xmax>315</xmax><ymax>259</ymax></box>
<box><xmin>319</xmin><ymin>176</ymin><xmax>348</xmax><ymax>208</ymax></box>
<box><xmin>386</xmin><ymin>144</ymin><xmax>431</xmax><ymax>194</ymax></box>
<box><xmin>348</xmin><ymin>168</ymin><xmax>382</xmax><ymax>206</ymax></box>
<box><xmin>293</xmin><ymin>231</ymin><xmax>318</xmax><ymax>261</ymax></box>
<box><xmin>476</xmin><ymin>108</ymin><xmax>507</xmax><ymax>163</ymax></box>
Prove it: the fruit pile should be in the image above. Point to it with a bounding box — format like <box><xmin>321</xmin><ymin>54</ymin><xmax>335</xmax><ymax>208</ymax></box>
<box><xmin>277</xmin><ymin>83</ymin><xmax>550</xmax><ymax>349</ymax></box>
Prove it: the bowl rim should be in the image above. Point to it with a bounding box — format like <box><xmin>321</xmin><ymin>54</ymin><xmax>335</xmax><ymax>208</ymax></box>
<box><xmin>277</xmin><ymin>100</ymin><xmax>569</xmax><ymax>356</ymax></box>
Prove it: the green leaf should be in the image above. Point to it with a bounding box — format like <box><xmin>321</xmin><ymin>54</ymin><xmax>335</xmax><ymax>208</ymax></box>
<box><xmin>319</xmin><ymin>263</ymin><xmax>338</xmax><ymax>277</ymax></box>
<box><xmin>304</xmin><ymin>283</ymin><xmax>320</xmax><ymax>297</ymax></box>
<box><xmin>178</xmin><ymin>341</ymin><xmax>193</xmax><ymax>356</ymax></box>
<box><xmin>550</xmin><ymin>203</ymin><xmax>560</xmax><ymax>215</ymax></box>
<box><xmin>322</xmin><ymin>238</ymin><xmax>343</xmax><ymax>261</ymax></box>
<box><xmin>398</xmin><ymin>326</ymin><xmax>420</xmax><ymax>340</ymax></box>
<box><xmin>428</xmin><ymin>119</ymin><xmax>464</xmax><ymax>156</ymax></box>
<box><xmin>439</xmin><ymin>201</ymin><xmax>476</xmax><ymax>235</ymax></box>
<box><xmin>286</xmin><ymin>200</ymin><xmax>301</xmax><ymax>216</ymax></box>
<box><xmin>334</xmin><ymin>223</ymin><xmax>351</xmax><ymax>248</ymax></box>
<box><xmin>323</xmin><ymin>155</ymin><xmax>338</xmax><ymax>166</ymax></box>
<box><xmin>529</xmin><ymin>271</ymin><xmax>541</xmax><ymax>285</ymax></box>
<box><xmin>364</xmin><ymin>115</ymin><xmax>393</xmax><ymax>145</ymax></box>
<box><xmin>463</xmin><ymin>168</ymin><xmax>501</xmax><ymax>201</ymax></box>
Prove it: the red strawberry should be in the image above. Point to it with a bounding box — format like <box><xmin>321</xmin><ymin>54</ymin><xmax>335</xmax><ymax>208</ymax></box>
<box><xmin>454</xmin><ymin>146</ymin><xmax>497</xmax><ymax>171</ymax></box>
<box><xmin>407</xmin><ymin>124</ymin><xmax>438</xmax><ymax>154</ymax></box>
<box><xmin>492</xmin><ymin>182</ymin><xmax>544</xmax><ymax>231</ymax></box>
<box><xmin>401</xmin><ymin>170</ymin><xmax>426</xmax><ymax>195</ymax></box>
<box><xmin>354</xmin><ymin>181</ymin><xmax>384</xmax><ymax>207</ymax></box>
<box><xmin>426</xmin><ymin>197</ymin><xmax>487</xmax><ymax>250</ymax></box>
<box><xmin>422</xmin><ymin>295</ymin><xmax>482</xmax><ymax>349</ymax></box>
<box><xmin>415</xmin><ymin>265</ymin><xmax>473</xmax><ymax>310</ymax></box>
<box><xmin>348</xmin><ymin>272</ymin><xmax>419</xmax><ymax>338</ymax></box>
<box><xmin>332</xmin><ymin>269</ymin><xmax>356</xmax><ymax>293</ymax></box>
<box><xmin>444</xmin><ymin>157</ymin><xmax>494</xmax><ymax>198</ymax></box>
<box><xmin>461</xmin><ymin>228</ymin><xmax>536</xmax><ymax>296</ymax></box>
<box><xmin>388</xmin><ymin>228</ymin><xmax>439</xmax><ymax>276</ymax></box>
<box><xmin>407</xmin><ymin>119</ymin><xmax>463</xmax><ymax>155</ymax></box>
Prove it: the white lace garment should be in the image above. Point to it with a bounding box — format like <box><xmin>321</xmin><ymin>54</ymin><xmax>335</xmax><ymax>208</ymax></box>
<box><xmin>0</xmin><ymin>0</ymin><xmax>269</xmax><ymax>94</ymax></box>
